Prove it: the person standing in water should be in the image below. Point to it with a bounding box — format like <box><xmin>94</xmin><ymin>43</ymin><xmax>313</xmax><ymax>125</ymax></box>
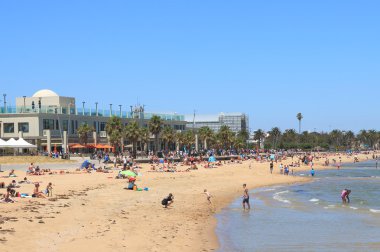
<box><xmin>310</xmin><ymin>168</ymin><xmax>315</xmax><ymax>177</ymax></box>
<box><xmin>242</xmin><ymin>184</ymin><xmax>250</xmax><ymax>210</ymax></box>
<box><xmin>341</xmin><ymin>189</ymin><xmax>351</xmax><ymax>204</ymax></box>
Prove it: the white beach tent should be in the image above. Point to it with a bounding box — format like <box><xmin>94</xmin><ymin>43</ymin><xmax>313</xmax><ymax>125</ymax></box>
<box><xmin>16</xmin><ymin>138</ymin><xmax>37</xmax><ymax>148</ymax></box>
<box><xmin>6</xmin><ymin>138</ymin><xmax>18</xmax><ymax>147</ymax></box>
<box><xmin>0</xmin><ymin>138</ymin><xmax>7</xmax><ymax>148</ymax></box>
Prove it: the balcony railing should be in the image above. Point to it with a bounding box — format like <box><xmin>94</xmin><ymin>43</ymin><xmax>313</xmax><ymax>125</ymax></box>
<box><xmin>0</xmin><ymin>106</ymin><xmax>184</xmax><ymax>121</ymax></box>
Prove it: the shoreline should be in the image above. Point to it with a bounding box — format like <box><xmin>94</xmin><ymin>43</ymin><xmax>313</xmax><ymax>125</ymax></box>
<box><xmin>208</xmin><ymin>154</ymin><xmax>375</xmax><ymax>251</ymax></box>
<box><xmin>0</xmin><ymin>153</ymin><xmax>373</xmax><ymax>251</ymax></box>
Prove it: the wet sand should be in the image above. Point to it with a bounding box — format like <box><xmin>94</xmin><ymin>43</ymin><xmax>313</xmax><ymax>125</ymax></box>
<box><xmin>0</xmin><ymin>153</ymin><xmax>372</xmax><ymax>251</ymax></box>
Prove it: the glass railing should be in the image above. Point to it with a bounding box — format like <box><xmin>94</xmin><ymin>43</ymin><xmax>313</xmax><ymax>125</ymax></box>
<box><xmin>0</xmin><ymin>106</ymin><xmax>185</xmax><ymax>121</ymax></box>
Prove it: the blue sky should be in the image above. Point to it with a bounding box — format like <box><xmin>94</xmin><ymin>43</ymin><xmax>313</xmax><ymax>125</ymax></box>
<box><xmin>0</xmin><ymin>1</ymin><xmax>379</xmax><ymax>132</ymax></box>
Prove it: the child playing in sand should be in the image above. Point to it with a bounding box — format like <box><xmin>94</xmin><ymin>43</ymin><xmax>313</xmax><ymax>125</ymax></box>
<box><xmin>46</xmin><ymin>182</ymin><xmax>53</xmax><ymax>197</ymax></box>
<box><xmin>204</xmin><ymin>189</ymin><xmax>212</xmax><ymax>204</ymax></box>
<box><xmin>161</xmin><ymin>193</ymin><xmax>174</xmax><ymax>208</ymax></box>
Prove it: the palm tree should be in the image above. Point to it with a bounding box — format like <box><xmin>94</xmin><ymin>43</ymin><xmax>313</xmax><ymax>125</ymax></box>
<box><xmin>198</xmin><ymin>126</ymin><xmax>214</xmax><ymax>150</ymax></box>
<box><xmin>148</xmin><ymin>115</ymin><xmax>163</xmax><ymax>154</ymax></box>
<box><xmin>175</xmin><ymin>131</ymin><xmax>185</xmax><ymax>151</ymax></box>
<box><xmin>329</xmin><ymin>129</ymin><xmax>343</xmax><ymax>150</ymax></box>
<box><xmin>124</xmin><ymin>120</ymin><xmax>141</xmax><ymax>158</ymax></box>
<box><xmin>161</xmin><ymin>126</ymin><xmax>175</xmax><ymax>151</ymax></box>
<box><xmin>344</xmin><ymin>130</ymin><xmax>355</xmax><ymax>149</ymax></box>
<box><xmin>268</xmin><ymin>127</ymin><xmax>281</xmax><ymax>149</ymax></box>
<box><xmin>183</xmin><ymin>130</ymin><xmax>195</xmax><ymax>152</ymax></box>
<box><xmin>105</xmin><ymin>116</ymin><xmax>124</xmax><ymax>152</ymax></box>
<box><xmin>77</xmin><ymin>123</ymin><xmax>94</xmax><ymax>146</ymax></box>
<box><xmin>297</xmin><ymin>113</ymin><xmax>303</xmax><ymax>134</ymax></box>
<box><xmin>253</xmin><ymin>129</ymin><xmax>265</xmax><ymax>149</ymax></box>
<box><xmin>139</xmin><ymin>127</ymin><xmax>150</xmax><ymax>154</ymax></box>
<box><xmin>218</xmin><ymin>125</ymin><xmax>234</xmax><ymax>149</ymax></box>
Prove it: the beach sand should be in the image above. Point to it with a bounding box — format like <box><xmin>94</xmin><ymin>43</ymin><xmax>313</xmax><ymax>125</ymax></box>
<box><xmin>0</xmin><ymin>153</ymin><xmax>372</xmax><ymax>252</ymax></box>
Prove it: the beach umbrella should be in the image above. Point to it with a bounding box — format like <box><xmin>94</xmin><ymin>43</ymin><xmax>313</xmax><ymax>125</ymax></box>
<box><xmin>120</xmin><ymin>170</ymin><xmax>136</xmax><ymax>177</ymax></box>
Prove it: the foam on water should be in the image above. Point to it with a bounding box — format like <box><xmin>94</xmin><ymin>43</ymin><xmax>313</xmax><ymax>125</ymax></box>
<box><xmin>369</xmin><ymin>209</ymin><xmax>380</xmax><ymax>213</ymax></box>
<box><xmin>273</xmin><ymin>190</ymin><xmax>291</xmax><ymax>204</ymax></box>
<box><xmin>309</xmin><ymin>198</ymin><xmax>319</xmax><ymax>202</ymax></box>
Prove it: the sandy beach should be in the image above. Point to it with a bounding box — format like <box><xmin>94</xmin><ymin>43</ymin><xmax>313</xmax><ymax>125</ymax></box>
<box><xmin>0</xmin><ymin>153</ymin><xmax>373</xmax><ymax>252</ymax></box>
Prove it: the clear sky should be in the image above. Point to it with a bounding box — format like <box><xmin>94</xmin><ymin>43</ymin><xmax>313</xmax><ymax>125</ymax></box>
<box><xmin>0</xmin><ymin>1</ymin><xmax>379</xmax><ymax>133</ymax></box>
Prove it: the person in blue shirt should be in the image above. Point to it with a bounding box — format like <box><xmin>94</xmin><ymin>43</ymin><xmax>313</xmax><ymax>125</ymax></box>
<box><xmin>310</xmin><ymin>168</ymin><xmax>315</xmax><ymax>177</ymax></box>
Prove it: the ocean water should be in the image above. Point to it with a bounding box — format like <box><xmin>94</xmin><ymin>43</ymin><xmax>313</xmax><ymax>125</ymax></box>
<box><xmin>216</xmin><ymin>161</ymin><xmax>380</xmax><ymax>252</ymax></box>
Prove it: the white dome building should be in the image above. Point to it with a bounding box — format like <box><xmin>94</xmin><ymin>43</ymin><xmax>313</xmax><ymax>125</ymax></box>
<box><xmin>32</xmin><ymin>89</ymin><xmax>59</xmax><ymax>98</ymax></box>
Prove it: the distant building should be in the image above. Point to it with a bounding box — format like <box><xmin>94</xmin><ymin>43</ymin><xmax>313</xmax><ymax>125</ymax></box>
<box><xmin>0</xmin><ymin>89</ymin><xmax>186</xmax><ymax>152</ymax></box>
<box><xmin>185</xmin><ymin>113</ymin><xmax>249</xmax><ymax>134</ymax></box>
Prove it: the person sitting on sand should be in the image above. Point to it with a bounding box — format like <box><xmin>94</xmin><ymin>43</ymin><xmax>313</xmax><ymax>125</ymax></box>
<box><xmin>162</xmin><ymin>193</ymin><xmax>174</xmax><ymax>208</ymax></box>
<box><xmin>8</xmin><ymin>169</ymin><xmax>16</xmax><ymax>177</ymax></box>
<box><xmin>1</xmin><ymin>187</ymin><xmax>15</xmax><ymax>203</ymax></box>
<box><xmin>27</xmin><ymin>163</ymin><xmax>35</xmax><ymax>174</ymax></box>
<box><xmin>32</xmin><ymin>183</ymin><xmax>46</xmax><ymax>198</ymax></box>
<box><xmin>341</xmin><ymin>189</ymin><xmax>351</xmax><ymax>204</ymax></box>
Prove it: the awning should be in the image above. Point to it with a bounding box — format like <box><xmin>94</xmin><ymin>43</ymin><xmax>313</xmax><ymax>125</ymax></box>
<box><xmin>70</xmin><ymin>143</ymin><xmax>86</xmax><ymax>149</ymax></box>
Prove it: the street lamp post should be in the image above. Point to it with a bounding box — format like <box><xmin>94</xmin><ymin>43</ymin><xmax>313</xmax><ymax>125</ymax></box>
<box><xmin>109</xmin><ymin>104</ymin><xmax>113</xmax><ymax>116</ymax></box>
<box><xmin>119</xmin><ymin>105</ymin><xmax>122</xmax><ymax>117</ymax></box>
<box><xmin>23</xmin><ymin>96</ymin><xmax>26</xmax><ymax>113</ymax></box>
<box><xmin>3</xmin><ymin>94</ymin><xmax>6</xmax><ymax>113</ymax></box>
<box><xmin>82</xmin><ymin>101</ymin><xmax>85</xmax><ymax>116</ymax></box>
<box><xmin>95</xmin><ymin>102</ymin><xmax>98</xmax><ymax>117</ymax></box>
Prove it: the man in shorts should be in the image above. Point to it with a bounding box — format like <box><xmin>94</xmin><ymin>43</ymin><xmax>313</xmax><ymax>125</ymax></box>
<box><xmin>242</xmin><ymin>184</ymin><xmax>250</xmax><ymax>210</ymax></box>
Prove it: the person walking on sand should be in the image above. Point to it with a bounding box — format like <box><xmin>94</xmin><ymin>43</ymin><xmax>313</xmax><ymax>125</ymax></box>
<box><xmin>242</xmin><ymin>184</ymin><xmax>250</xmax><ymax>210</ymax></box>
<box><xmin>270</xmin><ymin>162</ymin><xmax>274</xmax><ymax>174</ymax></box>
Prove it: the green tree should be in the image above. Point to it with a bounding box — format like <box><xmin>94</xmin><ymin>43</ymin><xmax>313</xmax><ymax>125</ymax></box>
<box><xmin>183</xmin><ymin>131</ymin><xmax>195</xmax><ymax>152</ymax></box>
<box><xmin>253</xmin><ymin>129</ymin><xmax>265</xmax><ymax>149</ymax></box>
<box><xmin>124</xmin><ymin>120</ymin><xmax>141</xmax><ymax>158</ymax></box>
<box><xmin>77</xmin><ymin>123</ymin><xmax>94</xmax><ymax>146</ymax></box>
<box><xmin>105</xmin><ymin>116</ymin><xmax>124</xmax><ymax>152</ymax></box>
<box><xmin>297</xmin><ymin>113</ymin><xmax>303</xmax><ymax>134</ymax></box>
<box><xmin>161</xmin><ymin>126</ymin><xmax>175</xmax><ymax>151</ymax></box>
<box><xmin>148</xmin><ymin>115</ymin><xmax>163</xmax><ymax>154</ymax></box>
<box><xmin>198</xmin><ymin>126</ymin><xmax>214</xmax><ymax>150</ymax></box>
<box><xmin>139</xmin><ymin>127</ymin><xmax>150</xmax><ymax>153</ymax></box>
<box><xmin>218</xmin><ymin>125</ymin><xmax>234</xmax><ymax>149</ymax></box>
<box><xmin>268</xmin><ymin>127</ymin><xmax>281</xmax><ymax>149</ymax></box>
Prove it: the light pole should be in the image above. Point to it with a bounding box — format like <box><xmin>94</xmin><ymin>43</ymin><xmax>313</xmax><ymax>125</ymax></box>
<box><xmin>82</xmin><ymin>101</ymin><xmax>85</xmax><ymax>116</ymax></box>
<box><xmin>3</xmin><ymin>94</ymin><xmax>6</xmax><ymax>113</ymax></box>
<box><xmin>23</xmin><ymin>96</ymin><xmax>26</xmax><ymax>113</ymax></box>
<box><xmin>109</xmin><ymin>104</ymin><xmax>113</xmax><ymax>116</ymax></box>
<box><xmin>95</xmin><ymin>102</ymin><xmax>98</xmax><ymax>117</ymax></box>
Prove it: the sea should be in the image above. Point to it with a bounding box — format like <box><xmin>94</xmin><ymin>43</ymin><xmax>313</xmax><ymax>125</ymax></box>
<box><xmin>216</xmin><ymin>160</ymin><xmax>380</xmax><ymax>252</ymax></box>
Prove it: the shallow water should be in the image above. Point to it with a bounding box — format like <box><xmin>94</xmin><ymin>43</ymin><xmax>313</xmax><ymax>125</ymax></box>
<box><xmin>216</xmin><ymin>161</ymin><xmax>380</xmax><ymax>252</ymax></box>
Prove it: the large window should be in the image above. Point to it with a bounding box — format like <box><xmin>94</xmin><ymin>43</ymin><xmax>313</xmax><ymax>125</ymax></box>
<box><xmin>43</xmin><ymin>119</ymin><xmax>55</xmax><ymax>130</ymax></box>
<box><xmin>62</xmin><ymin>120</ymin><xmax>69</xmax><ymax>131</ymax></box>
<box><xmin>18</xmin><ymin>122</ymin><xmax>29</xmax><ymax>133</ymax></box>
<box><xmin>4</xmin><ymin>123</ymin><xmax>14</xmax><ymax>133</ymax></box>
<box><xmin>100</xmin><ymin>122</ymin><xmax>106</xmax><ymax>131</ymax></box>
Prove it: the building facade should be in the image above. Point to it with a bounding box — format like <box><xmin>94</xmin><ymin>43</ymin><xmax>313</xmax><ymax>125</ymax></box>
<box><xmin>186</xmin><ymin>113</ymin><xmax>249</xmax><ymax>134</ymax></box>
<box><xmin>0</xmin><ymin>89</ymin><xmax>186</xmax><ymax>152</ymax></box>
